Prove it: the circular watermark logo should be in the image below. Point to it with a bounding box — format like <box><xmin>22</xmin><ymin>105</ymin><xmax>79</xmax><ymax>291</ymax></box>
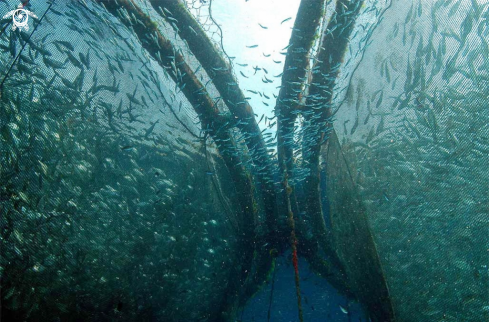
<box><xmin>12</xmin><ymin>9</ymin><xmax>29</xmax><ymax>28</ymax></box>
<box><xmin>2</xmin><ymin>5</ymin><xmax>37</xmax><ymax>32</ymax></box>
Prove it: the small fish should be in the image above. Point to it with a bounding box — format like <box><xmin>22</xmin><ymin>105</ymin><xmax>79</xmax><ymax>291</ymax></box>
<box><xmin>9</xmin><ymin>34</ymin><xmax>16</xmax><ymax>57</ymax></box>
<box><xmin>65</xmin><ymin>51</ymin><xmax>82</xmax><ymax>68</ymax></box>
<box><xmin>281</xmin><ymin>17</ymin><xmax>292</xmax><ymax>24</ymax></box>
<box><xmin>282</xmin><ymin>43</ymin><xmax>292</xmax><ymax>51</ymax></box>
<box><xmin>79</xmin><ymin>50</ymin><xmax>90</xmax><ymax>69</ymax></box>
<box><xmin>144</xmin><ymin>120</ymin><xmax>159</xmax><ymax>138</ymax></box>
<box><xmin>262</xmin><ymin>75</ymin><xmax>273</xmax><ymax>83</ymax></box>
<box><xmin>246</xmin><ymin>44</ymin><xmax>258</xmax><ymax>48</ymax></box>
<box><xmin>162</xmin><ymin>7</ymin><xmax>173</xmax><ymax>16</ymax></box>
<box><xmin>50</xmin><ymin>8</ymin><xmax>63</xmax><ymax>16</ymax></box>
<box><xmin>188</xmin><ymin>25</ymin><xmax>198</xmax><ymax>35</ymax></box>
<box><xmin>258</xmin><ymin>23</ymin><xmax>268</xmax><ymax>29</ymax></box>
<box><xmin>54</xmin><ymin>40</ymin><xmax>74</xmax><ymax>51</ymax></box>
<box><xmin>121</xmin><ymin>145</ymin><xmax>134</xmax><ymax>151</ymax></box>
<box><xmin>126</xmin><ymin>93</ymin><xmax>141</xmax><ymax>105</ymax></box>
<box><xmin>205</xmin><ymin>171</ymin><xmax>214</xmax><ymax>175</ymax></box>
<box><xmin>236</xmin><ymin>63</ymin><xmax>248</xmax><ymax>67</ymax></box>
<box><xmin>43</xmin><ymin>57</ymin><xmax>66</xmax><ymax>69</ymax></box>
<box><xmin>240</xmin><ymin>71</ymin><xmax>249</xmax><ymax>78</ymax></box>
<box><xmin>339</xmin><ymin>305</ymin><xmax>348</xmax><ymax>314</ymax></box>
<box><xmin>350</xmin><ymin>117</ymin><xmax>359</xmax><ymax>135</ymax></box>
<box><xmin>263</xmin><ymin>53</ymin><xmax>271</xmax><ymax>57</ymax></box>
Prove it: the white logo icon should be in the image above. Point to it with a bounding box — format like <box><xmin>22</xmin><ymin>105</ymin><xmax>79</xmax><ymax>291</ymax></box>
<box><xmin>3</xmin><ymin>4</ymin><xmax>37</xmax><ymax>32</ymax></box>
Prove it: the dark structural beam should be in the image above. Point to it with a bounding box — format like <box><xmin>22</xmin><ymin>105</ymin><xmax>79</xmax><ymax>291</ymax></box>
<box><xmin>150</xmin><ymin>0</ymin><xmax>278</xmax><ymax>241</ymax></box>
<box><xmin>275</xmin><ymin>0</ymin><xmax>326</xmax><ymax>218</ymax></box>
<box><xmin>273</xmin><ymin>1</ymin><xmax>329</xmax><ymax>321</ymax></box>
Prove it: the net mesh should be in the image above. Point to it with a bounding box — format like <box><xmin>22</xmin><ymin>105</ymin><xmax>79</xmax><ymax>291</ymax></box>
<box><xmin>332</xmin><ymin>0</ymin><xmax>489</xmax><ymax>320</ymax></box>
<box><xmin>1</xmin><ymin>0</ymin><xmax>240</xmax><ymax>319</ymax></box>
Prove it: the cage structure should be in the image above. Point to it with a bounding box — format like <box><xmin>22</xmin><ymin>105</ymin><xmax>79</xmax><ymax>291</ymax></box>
<box><xmin>1</xmin><ymin>0</ymin><xmax>487</xmax><ymax>321</ymax></box>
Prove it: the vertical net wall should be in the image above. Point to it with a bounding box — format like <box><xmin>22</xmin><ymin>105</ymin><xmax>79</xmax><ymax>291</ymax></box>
<box><xmin>1</xmin><ymin>0</ymin><xmax>246</xmax><ymax>320</ymax></box>
<box><xmin>332</xmin><ymin>0</ymin><xmax>489</xmax><ymax>321</ymax></box>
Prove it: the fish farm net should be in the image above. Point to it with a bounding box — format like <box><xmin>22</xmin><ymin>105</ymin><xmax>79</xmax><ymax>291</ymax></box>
<box><xmin>0</xmin><ymin>0</ymin><xmax>487</xmax><ymax>321</ymax></box>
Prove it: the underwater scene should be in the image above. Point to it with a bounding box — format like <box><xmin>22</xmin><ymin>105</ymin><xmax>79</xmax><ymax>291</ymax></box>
<box><xmin>0</xmin><ymin>0</ymin><xmax>488</xmax><ymax>321</ymax></box>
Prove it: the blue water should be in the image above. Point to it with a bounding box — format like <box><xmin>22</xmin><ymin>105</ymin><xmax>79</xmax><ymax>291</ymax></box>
<box><xmin>241</xmin><ymin>254</ymin><xmax>366</xmax><ymax>322</ymax></box>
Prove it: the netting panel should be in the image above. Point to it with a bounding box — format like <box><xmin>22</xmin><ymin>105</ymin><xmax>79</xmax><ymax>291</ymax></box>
<box><xmin>0</xmin><ymin>0</ymin><xmax>241</xmax><ymax>320</ymax></box>
<box><xmin>333</xmin><ymin>0</ymin><xmax>489</xmax><ymax>321</ymax></box>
